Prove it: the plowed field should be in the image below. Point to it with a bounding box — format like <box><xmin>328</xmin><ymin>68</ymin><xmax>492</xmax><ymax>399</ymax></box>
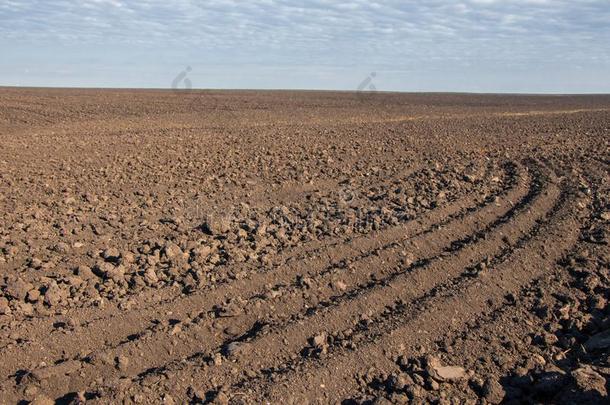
<box><xmin>0</xmin><ymin>89</ymin><xmax>609</xmax><ymax>404</ymax></box>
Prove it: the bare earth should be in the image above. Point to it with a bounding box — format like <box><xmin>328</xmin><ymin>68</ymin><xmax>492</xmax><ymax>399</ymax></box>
<box><xmin>0</xmin><ymin>88</ymin><xmax>609</xmax><ymax>404</ymax></box>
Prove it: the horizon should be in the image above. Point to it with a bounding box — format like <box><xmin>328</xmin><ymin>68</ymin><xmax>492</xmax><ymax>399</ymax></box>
<box><xmin>3</xmin><ymin>86</ymin><xmax>610</xmax><ymax>96</ymax></box>
<box><xmin>2</xmin><ymin>1</ymin><xmax>610</xmax><ymax>93</ymax></box>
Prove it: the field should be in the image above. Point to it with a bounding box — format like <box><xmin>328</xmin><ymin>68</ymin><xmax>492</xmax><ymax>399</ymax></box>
<box><xmin>0</xmin><ymin>88</ymin><xmax>609</xmax><ymax>404</ymax></box>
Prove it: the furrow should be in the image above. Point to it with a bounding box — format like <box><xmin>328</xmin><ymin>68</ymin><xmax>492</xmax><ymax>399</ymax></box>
<box><xmin>0</xmin><ymin>164</ymin><xmax>510</xmax><ymax>395</ymax></box>
<box><xmin>96</xmin><ymin>162</ymin><xmax>555</xmax><ymax>401</ymax></box>
<box><xmin>260</xmin><ymin>186</ymin><xmax>586</xmax><ymax>404</ymax></box>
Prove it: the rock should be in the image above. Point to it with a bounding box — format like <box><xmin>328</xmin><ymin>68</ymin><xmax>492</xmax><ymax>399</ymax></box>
<box><xmin>192</xmin><ymin>246</ymin><xmax>212</xmax><ymax>260</ymax></box>
<box><xmin>88</xmin><ymin>351</ymin><xmax>114</xmax><ymax>366</ymax></box>
<box><xmin>571</xmin><ymin>366</ymin><xmax>606</xmax><ymax>396</ymax></box>
<box><xmin>202</xmin><ymin>216</ymin><xmax>231</xmax><ymax>235</ymax></box>
<box><xmin>44</xmin><ymin>283</ymin><xmax>65</xmax><ymax>306</ymax></box>
<box><xmin>122</xmin><ymin>251</ymin><xmax>135</xmax><ymax>263</ymax></box>
<box><xmin>386</xmin><ymin>373</ymin><xmax>411</xmax><ymax>391</ymax></box>
<box><xmin>0</xmin><ymin>297</ymin><xmax>10</xmax><ymax>314</ymax></box>
<box><xmin>435</xmin><ymin>365</ymin><xmax>467</xmax><ymax>381</ymax></box>
<box><xmin>535</xmin><ymin>332</ymin><xmax>559</xmax><ymax>346</ymax></box>
<box><xmin>26</xmin><ymin>289</ymin><xmax>41</xmax><ymax>303</ymax></box>
<box><xmin>405</xmin><ymin>384</ymin><xmax>424</xmax><ymax>399</ymax></box>
<box><xmin>102</xmin><ymin>247</ymin><xmax>121</xmax><ymax>262</ymax></box>
<box><xmin>163</xmin><ymin>242</ymin><xmax>183</xmax><ymax>259</ymax></box>
<box><xmin>93</xmin><ymin>262</ymin><xmax>114</xmax><ymax>278</ymax></box>
<box><xmin>93</xmin><ymin>263</ymin><xmax>125</xmax><ymax>282</ymax></box>
<box><xmin>23</xmin><ymin>384</ymin><xmax>38</xmax><ymax>398</ymax></box>
<box><xmin>216</xmin><ymin>299</ymin><xmax>245</xmax><ymax>317</ymax></box>
<box><xmin>482</xmin><ymin>378</ymin><xmax>505</xmax><ymax>404</ymax></box>
<box><xmin>65</xmin><ymin>276</ymin><xmax>83</xmax><ymax>288</ymax></box>
<box><xmin>427</xmin><ymin>356</ymin><xmax>467</xmax><ymax>381</ymax></box>
<box><xmin>312</xmin><ymin>332</ymin><xmax>327</xmax><ymax>347</ymax></box>
<box><xmin>531</xmin><ymin>353</ymin><xmax>547</xmax><ymax>366</ymax></box>
<box><xmin>144</xmin><ymin>267</ymin><xmax>159</xmax><ymax>285</ymax></box>
<box><xmin>15</xmin><ymin>301</ymin><xmax>34</xmax><ymax>316</ymax></box>
<box><xmin>556</xmin><ymin>366</ymin><xmax>607</xmax><ymax>404</ymax></box>
<box><xmin>75</xmin><ymin>265</ymin><xmax>95</xmax><ymax>280</ymax></box>
<box><xmin>30</xmin><ymin>258</ymin><xmax>43</xmax><ymax>269</ymax></box>
<box><xmin>5</xmin><ymin>277</ymin><xmax>33</xmax><ymax>301</ymax></box>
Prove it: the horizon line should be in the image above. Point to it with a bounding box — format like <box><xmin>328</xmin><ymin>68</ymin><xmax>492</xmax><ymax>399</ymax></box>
<box><xmin>2</xmin><ymin>85</ymin><xmax>610</xmax><ymax>97</ymax></box>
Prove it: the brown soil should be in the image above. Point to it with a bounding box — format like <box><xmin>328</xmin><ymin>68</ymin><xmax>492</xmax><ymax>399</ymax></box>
<box><xmin>0</xmin><ymin>88</ymin><xmax>609</xmax><ymax>404</ymax></box>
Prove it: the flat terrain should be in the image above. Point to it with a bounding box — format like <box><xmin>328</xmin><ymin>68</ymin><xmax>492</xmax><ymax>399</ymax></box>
<box><xmin>0</xmin><ymin>88</ymin><xmax>609</xmax><ymax>404</ymax></box>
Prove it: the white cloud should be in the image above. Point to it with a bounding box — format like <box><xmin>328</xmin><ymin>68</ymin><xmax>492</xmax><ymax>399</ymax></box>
<box><xmin>0</xmin><ymin>0</ymin><xmax>609</xmax><ymax>91</ymax></box>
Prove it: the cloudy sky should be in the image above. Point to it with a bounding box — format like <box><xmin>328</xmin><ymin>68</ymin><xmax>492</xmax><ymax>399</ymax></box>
<box><xmin>1</xmin><ymin>0</ymin><xmax>609</xmax><ymax>92</ymax></box>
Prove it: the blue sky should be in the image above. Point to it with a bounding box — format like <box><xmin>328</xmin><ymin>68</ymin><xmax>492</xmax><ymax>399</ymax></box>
<box><xmin>1</xmin><ymin>0</ymin><xmax>609</xmax><ymax>93</ymax></box>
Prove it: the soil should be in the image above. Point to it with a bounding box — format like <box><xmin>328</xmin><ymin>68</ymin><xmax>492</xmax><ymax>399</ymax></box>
<box><xmin>0</xmin><ymin>88</ymin><xmax>609</xmax><ymax>404</ymax></box>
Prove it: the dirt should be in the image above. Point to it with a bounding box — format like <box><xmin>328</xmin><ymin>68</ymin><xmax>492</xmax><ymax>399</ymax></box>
<box><xmin>0</xmin><ymin>88</ymin><xmax>609</xmax><ymax>404</ymax></box>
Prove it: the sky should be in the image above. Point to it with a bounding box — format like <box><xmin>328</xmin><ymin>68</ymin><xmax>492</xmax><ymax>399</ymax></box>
<box><xmin>1</xmin><ymin>0</ymin><xmax>609</xmax><ymax>93</ymax></box>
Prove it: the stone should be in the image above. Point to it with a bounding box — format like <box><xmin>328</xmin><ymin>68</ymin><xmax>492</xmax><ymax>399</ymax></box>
<box><xmin>144</xmin><ymin>267</ymin><xmax>159</xmax><ymax>285</ymax></box>
<box><xmin>386</xmin><ymin>373</ymin><xmax>411</xmax><ymax>391</ymax></box>
<box><xmin>122</xmin><ymin>251</ymin><xmax>135</xmax><ymax>263</ymax></box>
<box><xmin>76</xmin><ymin>265</ymin><xmax>95</xmax><ymax>280</ymax></box>
<box><xmin>15</xmin><ymin>301</ymin><xmax>34</xmax><ymax>316</ymax></box>
<box><xmin>26</xmin><ymin>289</ymin><xmax>41</xmax><ymax>303</ymax></box>
<box><xmin>555</xmin><ymin>366</ymin><xmax>608</xmax><ymax>404</ymax></box>
<box><xmin>94</xmin><ymin>263</ymin><xmax>125</xmax><ymax>282</ymax></box>
<box><xmin>202</xmin><ymin>216</ymin><xmax>231</xmax><ymax>235</ymax></box>
<box><xmin>312</xmin><ymin>333</ymin><xmax>327</xmax><ymax>347</ymax></box>
<box><xmin>434</xmin><ymin>365</ymin><xmax>467</xmax><ymax>381</ymax></box>
<box><xmin>427</xmin><ymin>356</ymin><xmax>467</xmax><ymax>381</ymax></box>
<box><xmin>571</xmin><ymin>366</ymin><xmax>606</xmax><ymax>396</ymax></box>
<box><xmin>0</xmin><ymin>297</ymin><xmax>10</xmax><ymax>314</ymax></box>
<box><xmin>93</xmin><ymin>262</ymin><xmax>115</xmax><ymax>278</ymax></box>
<box><xmin>102</xmin><ymin>248</ymin><xmax>121</xmax><ymax>262</ymax></box>
<box><xmin>5</xmin><ymin>277</ymin><xmax>33</xmax><ymax>301</ymax></box>
<box><xmin>44</xmin><ymin>283</ymin><xmax>64</xmax><ymax>307</ymax></box>
<box><xmin>192</xmin><ymin>246</ymin><xmax>212</xmax><ymax>260</ymax></box>
<box><xmin>482</xmin><ymin>378</ymin><xmax>505</xmax><ymax>404</ymax></box>
<box><xmin>163</xmin><ymin>242</ymin><xmax>183</xmax><ymax>259</ymax></box>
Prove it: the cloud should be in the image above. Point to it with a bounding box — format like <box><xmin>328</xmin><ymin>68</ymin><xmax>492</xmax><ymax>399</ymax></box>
<box><xmin>0</xmin><ymin>0</ymin><xmax>609</xmax><ymax>91</ymax></box>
